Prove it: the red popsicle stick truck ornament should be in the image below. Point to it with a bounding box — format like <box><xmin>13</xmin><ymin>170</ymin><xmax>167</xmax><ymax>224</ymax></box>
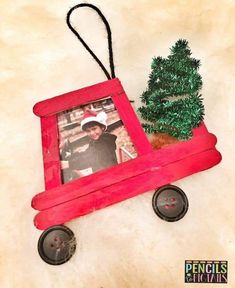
<box><xmin>32</xmin><ymin>4</ymin><xmax>222</xmax><ymax>265</ymax></box>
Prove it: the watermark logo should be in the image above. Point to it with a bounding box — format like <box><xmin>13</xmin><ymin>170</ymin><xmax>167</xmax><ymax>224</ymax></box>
<box><xmin>185</xmin><ymin>260</ymin><xmax>228</xmax><ymax>284</ymax></box>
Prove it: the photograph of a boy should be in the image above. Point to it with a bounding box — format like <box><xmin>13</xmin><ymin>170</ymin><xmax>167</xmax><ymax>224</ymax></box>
<box><xmin>61</xmin><ymin>109</ymin><xmax>117</xmax><ymax>176</ymax></box>
<box><xmin>59</xmin><ymin>98</ymin><xmax>137</xmax><ymax>184</ymax></box>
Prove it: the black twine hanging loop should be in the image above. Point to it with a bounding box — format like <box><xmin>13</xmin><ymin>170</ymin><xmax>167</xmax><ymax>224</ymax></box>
<box><xmin>66</xmin><ymin>3</ymin><xmax>116</xmax><ymax>80</ymax></box>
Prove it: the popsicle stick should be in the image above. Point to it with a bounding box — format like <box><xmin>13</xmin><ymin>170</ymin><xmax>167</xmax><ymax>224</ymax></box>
<box><xmin>32</xmin><ymin>133</ymin><xmax>218</xmax><ymax>211</ymax></box>
<box><xmin>34</xmin><ymin>148</ymin><xmax>222</xmax><ymax>230</ymax></box>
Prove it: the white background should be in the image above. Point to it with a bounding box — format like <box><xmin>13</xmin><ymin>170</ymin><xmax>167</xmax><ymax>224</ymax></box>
<box><xmin>0</xmin><ymin>0</ymin><xmax>234</xmax><ymax>287</ymax></box>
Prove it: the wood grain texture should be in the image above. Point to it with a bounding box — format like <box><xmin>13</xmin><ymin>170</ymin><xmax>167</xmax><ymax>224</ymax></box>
<box><xmin>34</xmin><ymin>148</ymin><xmax>222</xmax><ymax>230</ymax></box>
<box><xmin>2</xmin><ymin>1</ymin><xmax>234</xmax><ymax>287</ymax></box>
<box><xmin>36</xmin><ymin>77</ymin><xmax>153</xmax><ymax>192</ymax></box>
<box><xmin>40</xmin><ymin>116</ymin><xmax>61</xmax><ymax>189</ymax></box>
<box><xmin>32</xmin><ymin>131</ymin><xmax>218</xmax><ymax>211</ymax></box>
<box><xmin>33</xmin><ymin>78</ymin><xmax>123</xmax><ymax>117</ymax></box>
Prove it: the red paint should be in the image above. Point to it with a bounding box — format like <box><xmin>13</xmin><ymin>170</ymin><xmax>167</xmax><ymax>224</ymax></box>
<box><xmin>32</xmin><ymin>132</ymin><xmax>218</xmax><ymax>211</ymax></box>
<box><xmin>32</xmin><ymin>78</ymin><xmax>222</xmax><ymax>230</ymax></box>
<box><xmin>35</xmin><ymin>78</ymin><xmax>152</xmax><ymax>191</ymax></box>
<box><xmin>34</xmin><ymin>148</ymin><xmax>221</xmax><ymax>230</ymax></box>
<box><xmin>40</xmin><ymin>116</ymin><xmax>61</xmax><ymax>190</ymax></box>
<box><xmin>192</xmin><ymin>122</ymin><xmax>208</xmax><ymax>136</ymax></box>
<box><xmin>33</xmin><ymin>78</ymin><xmax>123</xmax><ymax>117</ymax></box>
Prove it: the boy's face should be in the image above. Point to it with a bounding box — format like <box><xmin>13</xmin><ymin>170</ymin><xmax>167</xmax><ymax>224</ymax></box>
<box><xmin>85</xmin><ymin>125</ymin><xmax>105</xmax><ymax>140</ymax></box>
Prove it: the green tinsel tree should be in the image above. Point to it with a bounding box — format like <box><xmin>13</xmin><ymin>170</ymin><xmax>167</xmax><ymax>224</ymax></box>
<box><xmin>138</xmin><ymin>39</ymin><xmax>204</xmax><ymax>140</ymax></box>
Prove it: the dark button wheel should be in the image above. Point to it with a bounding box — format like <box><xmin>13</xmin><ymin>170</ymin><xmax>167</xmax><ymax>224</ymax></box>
<box><xmin>38</xmin><ymin>225</ymin><xmax>76</xmax><ymax>265</ymax></box>
<box><xmin>152</xmin><ymin>185</ymin><xmax>189</xmax><ymax>222</ymax></box>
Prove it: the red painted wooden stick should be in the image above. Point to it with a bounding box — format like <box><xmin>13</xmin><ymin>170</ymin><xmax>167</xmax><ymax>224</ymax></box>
<box><xmin>34</xmin><ymin>148</ymin><xmax>221</xmax><ymax>230</ymax></box>
<box><xmin>32</xmin><ymin>133</ymin><xmax>217</xmax><ymax>211</ymax></box>
<box><xmin>40</xmin><ymin>116</ymin><xmax>61</xmax><ymax>190</ymax></box>
<box><xmin>36</xmin><ymin>78</ymin><xmax>153</xmax><ymax>190</ymax></box>
<box><xmin>33</xmin><ymin>78</ymin><xmax>123</xmax><ymax>117</ymax></box>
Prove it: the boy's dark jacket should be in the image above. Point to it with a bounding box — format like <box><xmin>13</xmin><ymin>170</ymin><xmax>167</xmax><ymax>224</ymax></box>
<box><xmin>69</xmin><ymin>133</ymin><xmax>118</xmax><ymax>173</ymax></box>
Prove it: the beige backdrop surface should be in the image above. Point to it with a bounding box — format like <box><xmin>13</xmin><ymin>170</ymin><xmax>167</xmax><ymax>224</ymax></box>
<box><xmin>1</xmin><ymin>0</ymin><xmax>234</xmax><ymax>287</ymax></box>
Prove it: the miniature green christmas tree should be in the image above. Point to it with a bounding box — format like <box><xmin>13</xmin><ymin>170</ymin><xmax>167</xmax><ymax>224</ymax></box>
<box><xmin>138</xmin><ymin>39</ymin><xmax>204</xmax><ymax>140</ymax></box>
